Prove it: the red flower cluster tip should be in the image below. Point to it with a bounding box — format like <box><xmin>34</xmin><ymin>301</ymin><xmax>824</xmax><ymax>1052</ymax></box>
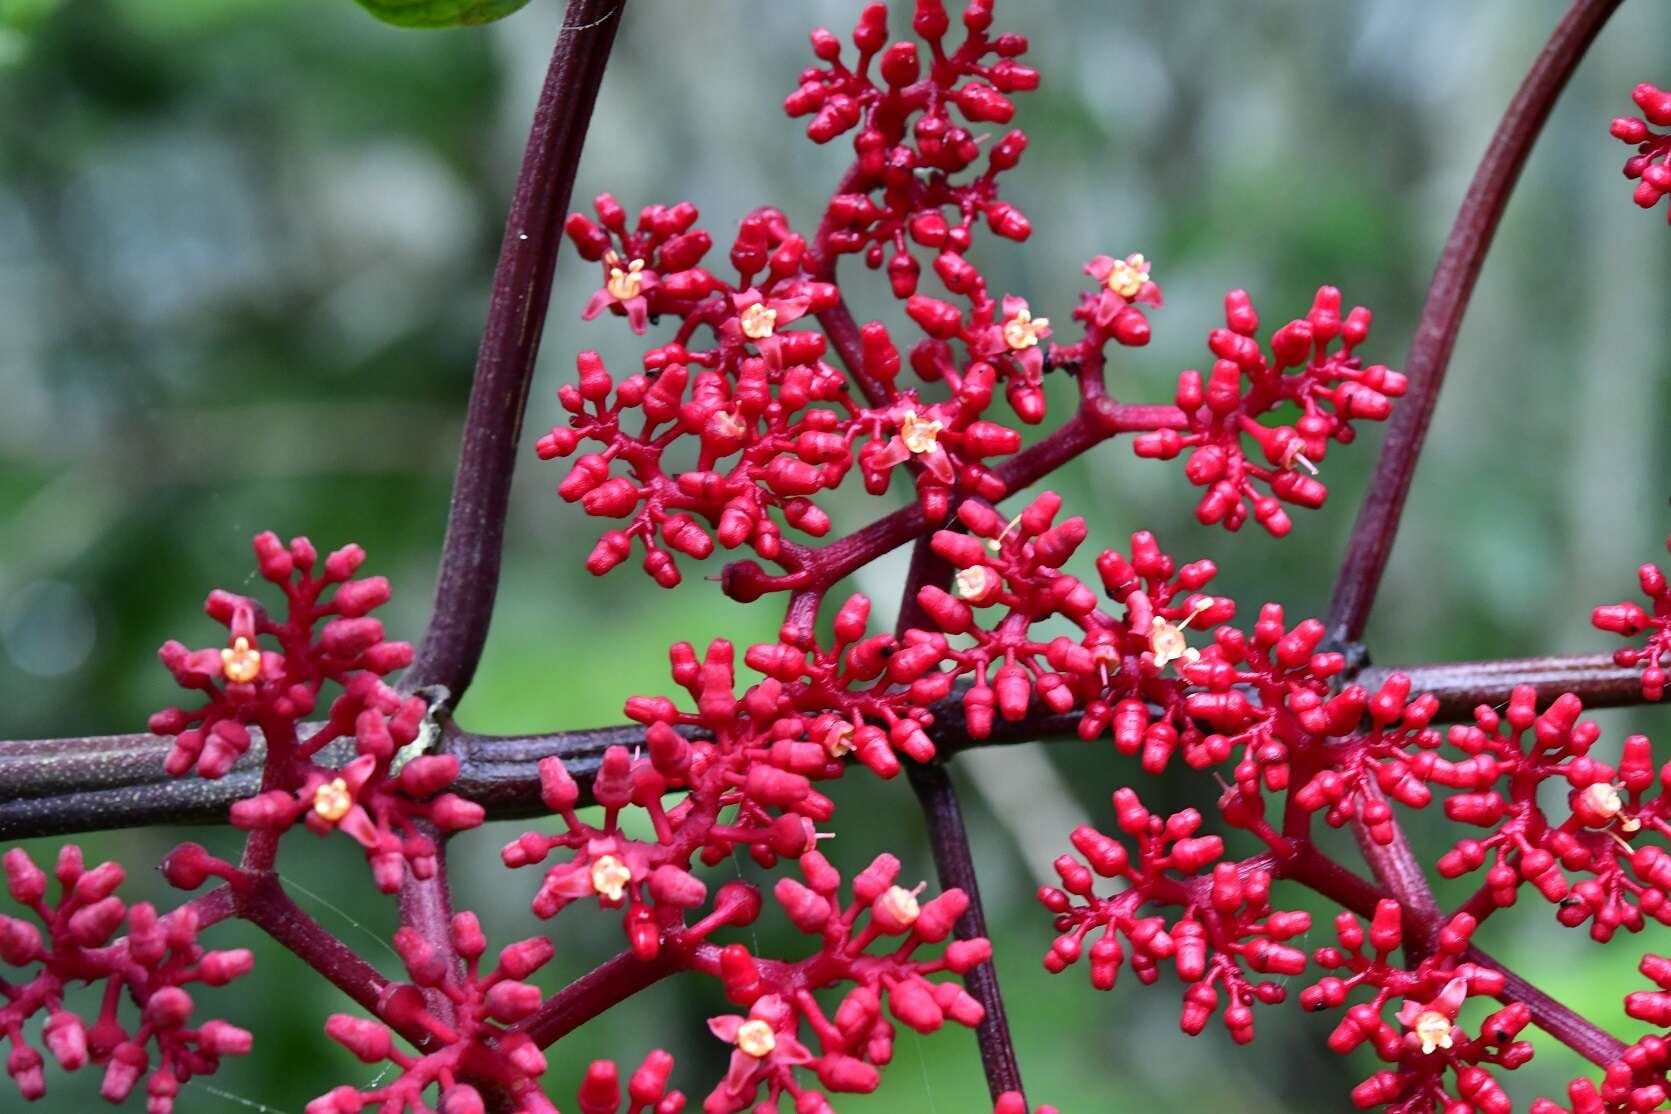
<box><xmin>0</xmin><ymin>847</ymin><xmax>253</xmax><ymax>1112</ymax></box>
<box><xmin>1039</xmin><ymin>787</ymin><xmax>1306</xmax><ymax>1043</ymax></box>
<box><xmin>702</xmin><ymin>851</ymin><xmax>988</xmax><ymax>1114</ymax></box>
<box><xmin>1131</xmin><ymin>287</ymin><xmax>1407</xmax><ymax>536</ymax></box>
<box><xmin>1532</xmin><ymin>953</ymin><xmax>1670</xmax><ymax>1112</ymax></box>
<box><xmin>1306</xmin><ymin>903</ymin><xmax>1531</xmax><ymax>1112</ymax></box>
<box><xmin>1593</xmin><ymin>533</ymin><xmax>1671</xmax><ymax>700</ymax></box>
<box><xmin>786</xmin><ymin>0</ymin><xmax>1037</xmax><ymax>292</ymax></box>
<box><xmin>1611</xmin><ymin>83</ymin><xmax>1671</xmax><ymax>221</ymax></box>
<box><xmin>148</xmin><ymin>533</ymin><xmax>483</xmax><ymax>892</ymax></box>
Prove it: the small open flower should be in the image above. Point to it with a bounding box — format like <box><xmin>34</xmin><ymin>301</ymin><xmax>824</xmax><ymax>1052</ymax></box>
<box><xmin>1410</xmin><ymin>1010</ymin><xmax>1454</xmax><ymax>1055</ymax></box>
<box><xmin>1103</xmin><ymin>252</ymin><xmax>1150</xmax><ymax>298</ymax></box>
<box><xmin>583</xmin><ymin>250</ymin><xmax>660</xmax><ymax>333</ymax></box>
<box><xmin>220</xmin><ymin>636</ymin><xmax>261</xmax><ymax>684</ymax></box>
<box><xmin>589</xmin><ymin>854</ymin><xmax>632</xmax><ymax>902</ymax></box>
<box><xmin>1147</xmin><ymin>600</ymin><xmax>1211</xmax><ymax>671</ymax></box>
<box><xmin>313</xmin><ymin>778</ymin><xmax>353</xmax><ymax>824</ymax></box>
<box><xmin>739</xmin><ymin>302</ymin><xmax>777</xmax><ymax>340</ymax></box>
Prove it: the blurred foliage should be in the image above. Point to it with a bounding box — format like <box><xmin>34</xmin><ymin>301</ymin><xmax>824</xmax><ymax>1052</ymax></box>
<box><xmin>1</xmin><ymin>0</ymin><xmax>1670</xmax><ymax>1110</ymax></box>
<box><xmin>353</xmin><ymin>0</ymin><xmax>533</xmax><ymax>30</ymax></box>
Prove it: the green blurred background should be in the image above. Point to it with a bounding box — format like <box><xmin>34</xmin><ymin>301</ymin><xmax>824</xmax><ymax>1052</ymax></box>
<box><xmin>2</xmin><ymin>0</ymin><xmax>1670</xmax><ymax>1109</ymax></box>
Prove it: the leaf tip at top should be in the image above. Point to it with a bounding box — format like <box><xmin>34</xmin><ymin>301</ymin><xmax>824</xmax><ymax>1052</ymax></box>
<box><xmin>352</xmin><ymin>0</ymin><xmax>534</xmax><ymax>30</ymax></box>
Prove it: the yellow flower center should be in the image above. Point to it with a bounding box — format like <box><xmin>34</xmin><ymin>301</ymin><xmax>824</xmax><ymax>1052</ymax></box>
<box><xmin>221</xmin><ymin>636</ymin><xmax>261</xmax><ymax>684</ymax></box>
<box><xmin>712</xmin><ymin>409</ymin><xmax>747</xmax><ymax>442</ymax></box>
<box><xmin>312</xmin><ymin>778</ymin><xmax>353</xmax><ymax>824</ymax></box>
<box><xmin>823</xmin><ymin>722</ymin><xmax>855</xmax><ymax>758</ymax></box>
<box><xmin>1149</xmin><ymin>601</ymin><xmax>1211</xmax><ymax>671</ymax></box>
<box><xmin>589</xmin><ymin>854</ymin><xmax>632</xmax><ymax>902</ymax></box>
<box><xmin>953</xmin><ymin>565</ymin><xmax>993</xmax><ymax>602</ymax></box>
<box><xmin>736</xmin><ymin>1019</ymin><xmax>777</xmax><ymax>1058</ymax></box>
<box><xmin>899</xmin><ymin>410</ymin><xmax>943</xmax><ymax>455</ymax></box>
<box><xmin>880</xmin><ymin>884</ymin><xmax>921</xmax><ymax>927</ymax></box>
<box><xmin>605</xmin><ymin>254</ymin><xmax>645</xmax><ymax>301</ymax></box>
<box><xmin>1106</xmin><ymin>253</ymin><xmax>1150</xmax><ymax>299</ymax></box>
<box><xmin>1412</xmin><ymin>1010</ymin><xmax>1453</xmax><ymax>1055</ymax></box>
<box><xmin>1579</xmin><ymin>781</ymin><xmax>1640</xmax><ymax>831</ymax></box>
<box><xmin>1002</xmin><ymin>308</ymin><xmax>1048</xmax><ymax>351</ymax></box>
<box><xmin>739</xmin><ymin>302</ymin><xmax>777</xmax><ymax>340</ymax></box>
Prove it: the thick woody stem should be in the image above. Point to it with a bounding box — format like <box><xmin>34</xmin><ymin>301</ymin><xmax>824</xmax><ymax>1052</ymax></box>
<box><xmin>0</xmin><ymin>653</ymin><xmax>1644</xmax><ymax>838</ymax></box>
<box><xmin>1350</xmin><ymin>780</ymin><xmax>1444</xmax><ymax>959</ymax></box>
<box><xmin>403</xmin><ymin>0</ymin><xmax>628</xmax><ymax>700</ymax></box>
<box><xmin>1327</xmin><ymin>0</ymin><xmax>1624</xmax><ymax>646</ymax></box>
<box><xmin>1356</xmin><ymin>653</ymin><xmax>1641</xmax><ymax>718</ymax></box>
<box><xmin>399</xmin><ymin>819</ymin><xmax>461</xmax><ymax>1026</ymax></box>
<box><xmin>1326</xmin><ymin>0</ymin><xmax>1633</xmax><ymax>1024</ymax></box>
<box><xmin>1466</xmin><ymin>944</ymin><xmax>1628</xmax><ymax>1067</ymax></box>
<box><xmin>233</xmin><ymin>874</ymin><xmax>434</xmax><ymax>1048</ymax></box>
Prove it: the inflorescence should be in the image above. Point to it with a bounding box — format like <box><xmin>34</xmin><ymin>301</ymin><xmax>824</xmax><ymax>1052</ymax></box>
<box><xmin>20</xmin><ymin>4</ymin><xmax>1671</xmax><ymax>1112</ymax></box>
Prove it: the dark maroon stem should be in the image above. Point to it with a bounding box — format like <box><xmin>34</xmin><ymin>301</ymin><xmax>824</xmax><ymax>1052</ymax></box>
<box><xmin>906</xmin><ymin>760</ymin><xmax>1025</xmax><ymax>1098</ymax></box>
<box><xmin>1466</xmin><ymin>945</ymin><xmax>1628</xmax><ymax>1067</ymax></box>
<box><xmin>895</xmin><ymin>527</ymin><xmax>1025</xmax><ymax>1101</ymax></box>
<box><xmin>1349</xmin><ymin>781</ymin><xmax>1443</xmax><ymax>959</ymax></box>
<box><xmin>403</xmin><ymin>0</ymin><xmax>628</xmax><ymax>700</ymax></box>
<box><xmin>1</xmin><ymin>652</ymin><xmax>1645</xmax><ymax>839</ymax></box>
<box><xmin>514</xmin><ymin>945</ymin><xmax>691</xmax><ymax>1047</ymax></box>
<box><xmin>399</xmin><ymin>819</ymin><xmax>461</xmax><ymax>1025</ymax></box>
<box><xmin>395</xmin><ymin>3</ymin><xmax>626</xmax><ymax>1039</ymax></box>
<box><xmin>1326</xmin><ymin>0</ymin><xmax>1624</xmax><ymax>646</ymax></box>
<box><xmin>1356</xmin><ymin>652</ymin><xmax>1641</xmax><ymax>718</ymax></box>
<box><xmin>233</xmin><ymin>874</ymin><xmax>434</xmax><ymax>1048</ymax></box>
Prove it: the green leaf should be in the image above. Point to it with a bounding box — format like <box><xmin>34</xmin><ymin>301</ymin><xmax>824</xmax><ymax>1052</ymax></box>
<box><xmin>352</xmin><ymin>0</ymin><xmax>533</xmax><ymax>28</ymax></box>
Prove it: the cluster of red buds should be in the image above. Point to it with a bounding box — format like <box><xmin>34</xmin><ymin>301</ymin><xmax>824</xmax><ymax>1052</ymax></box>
<box><xmin>1131</xmin><ymin>287</ymin><xmax>1408</xmax><ymax>535</ymax></box>
<box><xmin>544</xmin><ymin>0</ymin><xmax>1397</xmax><ymax>592</ymax></box>
<box><xmin>0</xmin><ymin>847</ymin><xmax>253</xmax><ymax>1111</ymax></box>
<box><xmin>102</xmin><ymin>3</ymin><xmax>1671</xmax><ymax>1112</ymax></box>
<box><xmin>1037</xmin><ymin>787</ymin><xmax>1305</xmax><ymax>1043</ymax></box>
<box><xmin>983</xmin><ymin>525</ymin><xmax>1671</xmax><ymax>1111</ymax></box>
<box><xmin>1611</xmin><ymin>83</ymin><xmax>1671</xmax><ymax>220</ymax></box>
<box><xmin>785</xmin><ymin>0</ymin><xmax>1037</xmax><ymax>291</ymax></box>
<box><xmin>545</xmin><ymin>194</ymin><xmax>1042</xmax><ymax>586</ymax></box>
<box><xmin>147</xmin><ymin>533</ymin><xmax>483</xmax><ymax>891</ymax></box>
<box><xmin>907</xmin><ymin>500</ymin><xmax>1441</xmax><ymax>822</ymax></box>
<box><xmin>306</xmin><ymin>914</ymin><xmax>684</xmax><ymax>1114</ymax></box>
<box><xmin>701</xmin><ymin>850</ymin><xmax>988</xmax><ymax>1114</ymax></box>
<box><xmin>1534</xmin><ymin>953</ymin><xmax>1671</xmax><ymax>1112</ymax></box>
<box><xmin>1422</xmin><ymin>687</ymin><xmax>1671</xmax><ymax>940</ymax></box>
<box><xmin>1593</xmin><ymin>534</ymin><xmax>1671</xmax><ymax>700</ymax></box>
<box><xmin>500</xmin><ymin>636</ymin><xmax>846</xmax><ymax>952</ymax></box>
<box><xmin>1306</xmin><ymin>902</ymin><xmax>1532</xmax><ymax>1112</ymax></box>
